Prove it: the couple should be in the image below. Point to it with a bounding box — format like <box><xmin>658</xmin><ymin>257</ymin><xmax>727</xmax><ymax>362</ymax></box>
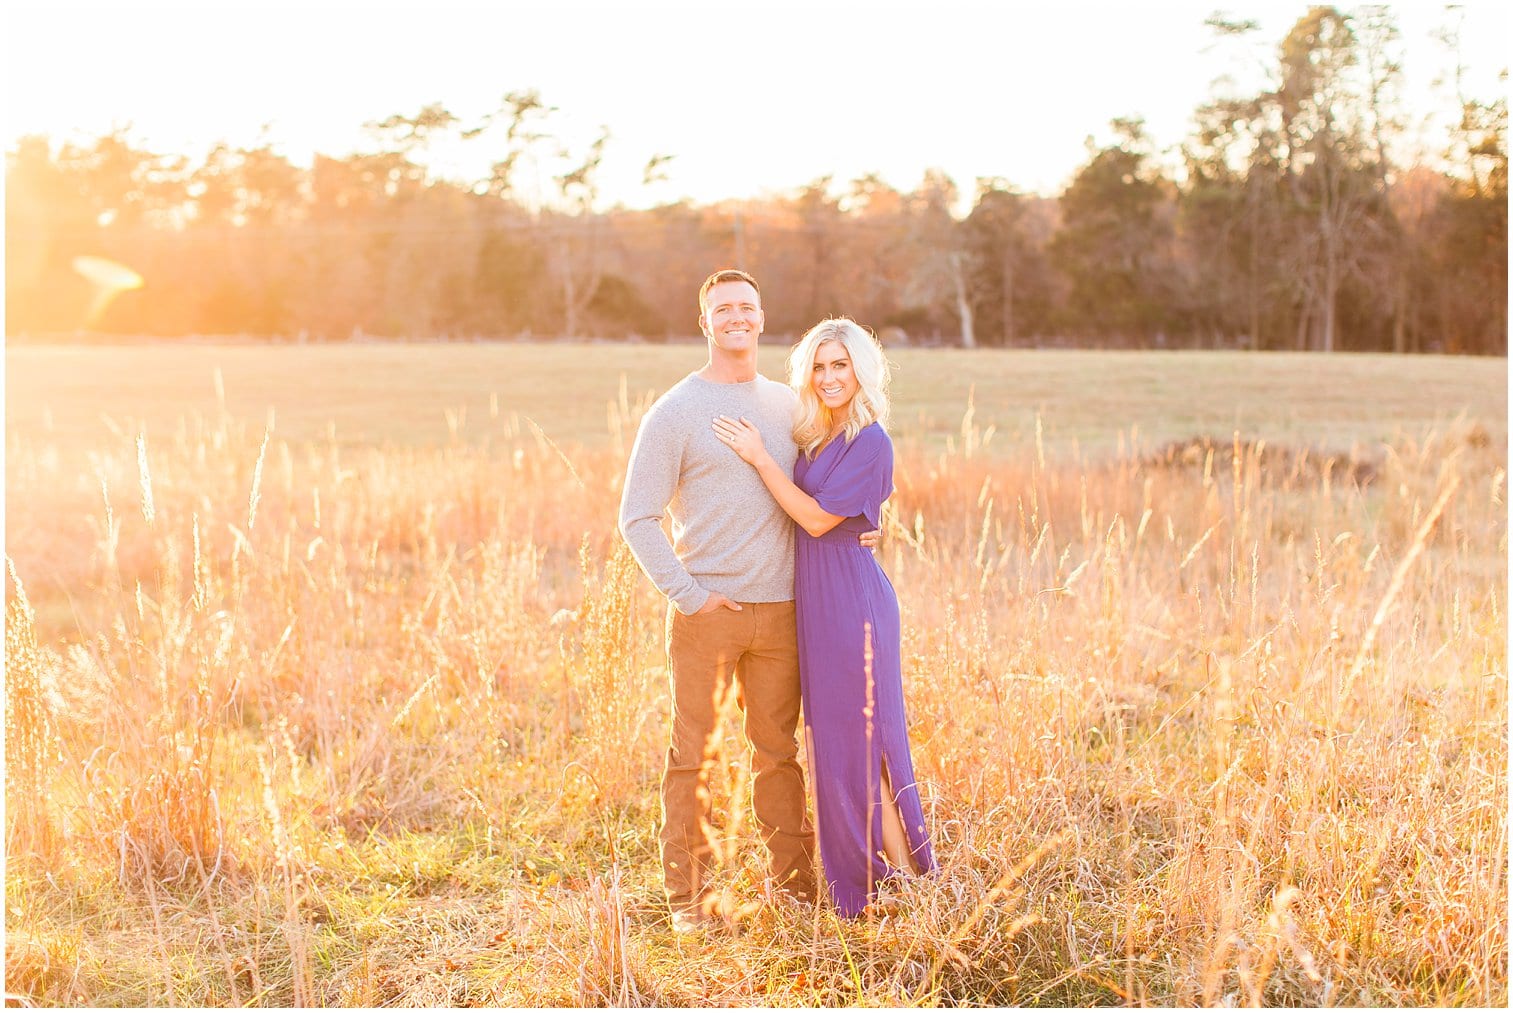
<box><xmin>618</xmin><ymin>268</ymin><xmax>934</xmax><ymax>930</ymax></box>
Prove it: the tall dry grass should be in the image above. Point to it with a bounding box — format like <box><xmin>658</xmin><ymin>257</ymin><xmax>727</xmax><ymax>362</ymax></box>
<box><xmin>3</xmin><ymin>395</ymin><xmax>1506</xmax><ymax>1006</ymax></box>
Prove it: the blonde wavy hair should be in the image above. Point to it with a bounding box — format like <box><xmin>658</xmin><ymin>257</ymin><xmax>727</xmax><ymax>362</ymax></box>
<box><xmin>788</xmin><ymin>317</ymin><xmax>891</xmax><ymax>458</ymax></box>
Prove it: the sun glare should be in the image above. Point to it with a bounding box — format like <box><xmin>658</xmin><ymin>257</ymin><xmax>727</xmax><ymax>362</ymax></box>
<box><xmin>72</xmin><ymin>255</ymin><xmax>145</xmax><ymax>326</ymax></box>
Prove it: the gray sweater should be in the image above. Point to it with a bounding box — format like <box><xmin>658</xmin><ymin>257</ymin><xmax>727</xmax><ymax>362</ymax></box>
<box><xmin>618</xmin><ymin>372</ymin><xmax>798</xmax><ymax>614</ymax></box>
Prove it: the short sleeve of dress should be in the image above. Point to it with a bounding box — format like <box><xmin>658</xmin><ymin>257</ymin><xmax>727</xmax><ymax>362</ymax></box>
<box><xmin>812</xmin><ymin>426</ymin><xmax>893</xmax><ymax>528</ymax></box>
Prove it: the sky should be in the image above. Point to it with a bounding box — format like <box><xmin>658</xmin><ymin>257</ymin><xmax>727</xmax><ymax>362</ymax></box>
<box><xmin>3</xmin><ymin>0</ymin><xmax>1508</xmax><ymax>212</ymax></box>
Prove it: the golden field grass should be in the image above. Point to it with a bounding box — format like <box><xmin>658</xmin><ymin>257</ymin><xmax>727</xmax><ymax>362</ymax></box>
<box><xmin>4</xmin><ymin>344</ymin><xmax>1508</xmax><ymax>1006</ymax></box>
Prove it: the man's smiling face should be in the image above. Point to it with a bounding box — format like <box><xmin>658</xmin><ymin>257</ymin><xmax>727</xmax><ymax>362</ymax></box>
<box><xmin>700</xmin><ymin>280</ymin><xmax>764</xmax><ymax>354</ymax></box>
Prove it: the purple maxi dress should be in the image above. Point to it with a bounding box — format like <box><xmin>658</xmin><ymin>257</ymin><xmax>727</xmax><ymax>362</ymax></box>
<box><xmin>794</xmin><ymin>422</ymin><xmax>936</xmax><ymax>916</ymax></box>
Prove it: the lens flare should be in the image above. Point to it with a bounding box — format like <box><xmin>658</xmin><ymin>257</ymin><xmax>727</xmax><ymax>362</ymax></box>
<box><xmin>72</xmin><ymin>255</ymin><xmax>144</xmax><ymax>327</ymax></box>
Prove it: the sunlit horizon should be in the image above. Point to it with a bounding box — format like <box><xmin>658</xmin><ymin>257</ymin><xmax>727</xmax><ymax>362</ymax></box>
<box><xmin>4</xmin><ymin>0</ymin><xmax>1507</xmax><ymax>213</ymax></box>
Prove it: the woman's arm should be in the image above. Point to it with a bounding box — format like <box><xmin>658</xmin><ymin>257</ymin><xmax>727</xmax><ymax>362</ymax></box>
<box><xmin>713</xmin><ymin>415</ymin><xmax>846</xmax><ymax>538</ymax></box>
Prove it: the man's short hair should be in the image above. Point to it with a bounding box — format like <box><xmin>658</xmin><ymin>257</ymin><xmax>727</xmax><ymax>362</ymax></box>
<box><xmin>699</xmin><ymin>269</ymin><xmax>760</xmax><ymax>315</ymax></box>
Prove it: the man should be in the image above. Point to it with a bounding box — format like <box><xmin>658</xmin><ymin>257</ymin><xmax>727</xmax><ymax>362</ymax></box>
<box><xmin>618</xmin><ymin>269</ymin><xmax>875</xmax><ymax>931</ymax></box>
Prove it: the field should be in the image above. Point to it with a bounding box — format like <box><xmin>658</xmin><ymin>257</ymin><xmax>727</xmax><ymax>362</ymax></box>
<box><xmin>6</xmin><ymin>342</ymin><xmax>1503</xmax><ymax>452</ymax></box>
<box><xmin>4</xmin><ymin>343</ymin><xmax>1508</xmax><ymax>1006</ymax></box>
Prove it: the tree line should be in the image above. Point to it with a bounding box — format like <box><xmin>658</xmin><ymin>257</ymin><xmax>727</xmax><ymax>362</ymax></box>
<box><xmin>5</xmin><ymin>7</ymin><xmax>1506</xmax><ymax>354</ymax></box>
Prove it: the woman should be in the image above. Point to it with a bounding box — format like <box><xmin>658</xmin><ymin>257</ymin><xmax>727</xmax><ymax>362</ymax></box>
<box><xmin>713</xmin><ymin>317</ymin><xmax>935</xmax><ymax>917</ymax></box>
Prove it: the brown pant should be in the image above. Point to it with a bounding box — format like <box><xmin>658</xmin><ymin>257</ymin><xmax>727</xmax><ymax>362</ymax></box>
<box><xmin>661</xmin><ymin>600</ymin><xmax>815</xmax><ymax>913</ymax></box>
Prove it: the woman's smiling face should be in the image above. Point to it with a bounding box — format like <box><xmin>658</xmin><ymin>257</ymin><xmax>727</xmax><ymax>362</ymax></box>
<box><xmin>812</xmin><ymin>340</ymin><xmax>857</xmax><ymax>414</ymax></box>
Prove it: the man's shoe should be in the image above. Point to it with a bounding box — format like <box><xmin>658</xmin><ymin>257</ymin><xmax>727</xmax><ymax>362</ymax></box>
<box><xmin>771</xmin><ymin>874</ymin><xmax>818</xmax><ymax>907</ymax></box>
<box><xmin>776</xmin><ymin>888</ymin><xmax>816</xmax><ymax>908</ymax></box>
<box><xmin>670</xmin><ymin>910</ymin><xmax>711</xmax><ymax>934</ymax></box>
